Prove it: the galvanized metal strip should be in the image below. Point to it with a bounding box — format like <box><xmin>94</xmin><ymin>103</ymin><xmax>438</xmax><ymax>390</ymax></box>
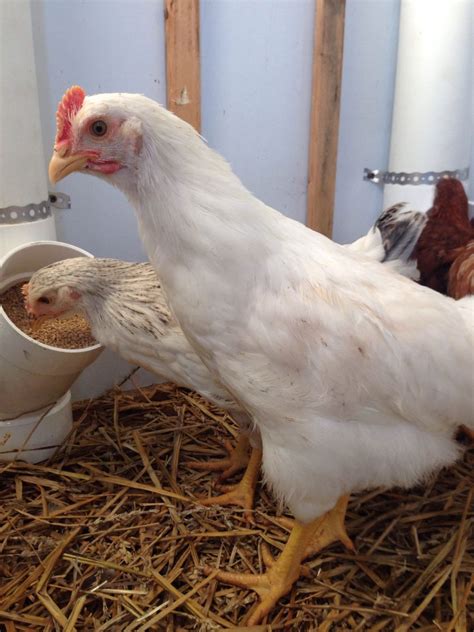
<box><xmin>0</xmin><ymin>192</ymin><xmax>71</xmax><ymax>224</ymax></box>
<box><xmin>48</xmin><ymin>191</ymin><xmax>71</xmax><ymax>210</ymax></box>
<box><xmin>0</xmin><ymin>200</ymin><xmax>51</xmax><ymax>225</ymax></box>
<box><xmin>363</xmin><ymin>167</ymin><xmax>469</xmax><ymax>185</ymax></box>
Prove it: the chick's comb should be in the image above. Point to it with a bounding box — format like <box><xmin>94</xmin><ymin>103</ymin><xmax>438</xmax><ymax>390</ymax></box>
<box><xmin>21</xmin><ymin>282</ymin><xmax>30</xmax><ymax>299</ymax></box>
<box><xmin>21</xmin><ymin>282</ymin><xmax>34</xmax><ymax>317</ymax></box>
<box><xmin>55</xmin><ymin>85</ymin><xmax>86</xmax><ymax>145</ymax></box>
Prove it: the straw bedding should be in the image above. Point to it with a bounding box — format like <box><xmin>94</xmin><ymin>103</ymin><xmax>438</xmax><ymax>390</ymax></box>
<box><xmin>0</xmin><ymin>381</ymin><xmax>472</xmax><ymax>631</ymax></box>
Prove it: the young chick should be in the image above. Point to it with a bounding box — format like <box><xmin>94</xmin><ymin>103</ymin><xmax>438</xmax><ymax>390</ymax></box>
<box><xmin>26</xmin><ymin>258</ymin><xmax>233</xmax><ymax>406</ymax></box>
<box><xmin>25</xmin><ymin>257</ymin><xmax>261</xmax><ymax>517</ymax></box>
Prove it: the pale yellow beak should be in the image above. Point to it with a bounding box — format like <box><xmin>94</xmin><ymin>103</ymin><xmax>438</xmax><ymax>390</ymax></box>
<box><xmin>48</xmin><ymin>148</ymin><xmax>90</xmax><ymax>184</ymax></box>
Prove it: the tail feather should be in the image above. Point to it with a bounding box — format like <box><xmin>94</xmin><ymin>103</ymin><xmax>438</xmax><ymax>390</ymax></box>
<box><xmin>375</xmin><ymin>203</ymin><xmax>427</xmax><ymax>262</ymax></box>
<box><xmin>347</xmin><ymin>203</ymin><xmax>427</xmax><ymax>280</ymax></box>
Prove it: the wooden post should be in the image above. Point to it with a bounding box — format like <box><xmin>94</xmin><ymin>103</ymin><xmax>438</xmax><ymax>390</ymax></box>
<box><xmin>306</xmin><ymin>0</ymin><xmax>346</xmax><ymax>237</ymax></box>
<box><xmin>165</xmin><ymin>0</ymin><xmax>201</xmax><ymax>132</ymax></box>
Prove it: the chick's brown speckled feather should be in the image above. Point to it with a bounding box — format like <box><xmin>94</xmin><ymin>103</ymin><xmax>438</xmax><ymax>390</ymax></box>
<box><xmin>27</xmin><ymin>257</ymin><xmax>236</xmax><ymax>410</ymax></box>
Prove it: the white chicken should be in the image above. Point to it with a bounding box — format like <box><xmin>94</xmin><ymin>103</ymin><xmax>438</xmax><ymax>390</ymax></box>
<box><xmin>49</xmin><ymin>86</ymin><xmax>473</xmax><ymax>624</ymax></box>
<box><xmin>24</xmin><ymin>201</ymin><xmax>422</xmax><ymax>521</ymax></box>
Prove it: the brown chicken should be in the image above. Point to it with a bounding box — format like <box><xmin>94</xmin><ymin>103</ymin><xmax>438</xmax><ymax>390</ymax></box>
<box><xmin>412</xmin><ymin>181</ymin><xmax>474</xmax><ymax>445</ymax></box>
<box><xmin>411</xmin><ymin>178</ymin><xmax>474</xmax><ymax>295</ymax></box>
<box><xmin>447</xmin><ymin>240</ymin><xmax>474</xmax><ymax>300</ymax></box>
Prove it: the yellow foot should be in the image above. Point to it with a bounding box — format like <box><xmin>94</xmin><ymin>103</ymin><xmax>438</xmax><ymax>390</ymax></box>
<box><xmin>276</xmin><ymin>495</ymin><xmax>354</xmax><ymax>559</ymax></box>
<box><xmin>205</xmin><ymin>496</ymin><xmax>353</xmax><ymax>624</ymax></box>
<box><xmin>185</xmin><ymin>434</ymin><xmax>250</xmax><ymax>481</ymax></box>
<box><xmin>205</xmin><ymin>515</ymin><xmax>324</xmax><ymax>625</ymax></box>
<box><xmin>205</xmin><ymin>549</ymin><xmax>301</xmax><ymax>624</ymax></box>
<box><xmin>198</xmin><ymin>448</ymin><xmax>262</xmax><ymax>522</ymax></box>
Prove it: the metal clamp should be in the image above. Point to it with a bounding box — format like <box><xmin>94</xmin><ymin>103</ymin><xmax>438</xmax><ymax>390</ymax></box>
<box><xmin>364</xmin><ymin>167</ymin><xmax>469</xmax><ymax>185</ymax></box>
<box><xmin>49</xmin><ymin>191</ymin><xmax>71</xmax><ymax>209</ymax></box>
<box><xmin>0</xmin><ymin>200</ymin><xmax>51</xmax><ymax>225</ymax></box>
<box><xmin>0</xmin><ymin>192</ymin><xmax>71</xmax><ymax>225</ymax></box>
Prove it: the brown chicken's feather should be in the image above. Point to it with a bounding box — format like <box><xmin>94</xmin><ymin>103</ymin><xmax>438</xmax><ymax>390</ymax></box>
<box><xmin>411</xmin><ymin>178</ymin><xmax>474</xmax><ymax>295</ymax></box>
<box><xmin>447</xmin><ymin>241</ymin><xmax>474</xmax><ymax>300</ymax></box>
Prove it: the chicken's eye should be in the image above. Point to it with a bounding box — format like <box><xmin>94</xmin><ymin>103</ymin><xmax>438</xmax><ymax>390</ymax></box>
<box><xmin>38</xmin><ymin>296</ymin><xmax>51</xmax><ymax>305</ymax></box>
<box><xmin>90</xmin><ymin>120</ymin><xmax>108</xmax><ymax>137</ymax></box>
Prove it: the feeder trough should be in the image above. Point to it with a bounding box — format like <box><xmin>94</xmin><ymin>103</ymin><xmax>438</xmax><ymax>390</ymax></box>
<box><xmin>0</xmin><ymin>241</ymin><xmax>103</xmax><ymax>460</ymax></box>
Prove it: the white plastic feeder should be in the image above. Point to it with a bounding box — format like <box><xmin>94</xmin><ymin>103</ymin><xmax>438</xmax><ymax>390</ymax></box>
<box><xmin>383</xmin><ymin>0</ymin><xmax>472</xmax><ymax>209</ymax></box>
<box><xmin>0</xmin><ymin>241</ymin><xmax>103</xmax><ymax>422</ymax></box>
<box><xmin>0</xmin><ymin>391</ymin><xmax>73</xmax><ymax>463</ymax></box>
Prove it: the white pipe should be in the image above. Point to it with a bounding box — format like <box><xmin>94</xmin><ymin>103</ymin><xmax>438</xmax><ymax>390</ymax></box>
<box><xmin>0</xmin><ymin>391</ymin><xmax>72</xmax><ymax>463</ymax></box>
<box><xmin>383</xmin><ymin>0</ymin><xmax>472</xmax><ymax>210</ymax></box>
<box><xmin>0</xmin><ymin>0</ymin><xmax>56</xmax><ymax>257</ymax></box>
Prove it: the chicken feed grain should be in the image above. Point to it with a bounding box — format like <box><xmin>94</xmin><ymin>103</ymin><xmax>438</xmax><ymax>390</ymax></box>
<box><xmin>0</xmin><ymin>282</ymin><xmax>95</xmax><ymax>349</ymax></box>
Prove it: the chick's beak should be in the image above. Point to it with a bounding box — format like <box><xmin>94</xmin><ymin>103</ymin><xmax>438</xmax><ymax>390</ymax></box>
<box><xmin>48</xmin><ymin>146</ymin><xmax>92</xmax><ymax>184</ymax></box>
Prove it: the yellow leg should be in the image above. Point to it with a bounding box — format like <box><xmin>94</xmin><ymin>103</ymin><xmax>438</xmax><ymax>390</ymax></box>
<box><xmin>199</xmin><ymin>447</ymin><xmax>262</xmax><ymax>522</ymax></box>
<box><xmin>185</xmin><ymin>434</ymin><xmax>251</xmax><ymax>481</ymax></box>
<box><xmin>205</xmin><ymin>495</ymin><xmax>353</xmax><ymax>625</ymax></box>
<box><xmin>276</xmin><ymin>495</ymin><xmax>354</xmax><ymax>558</ymax></box>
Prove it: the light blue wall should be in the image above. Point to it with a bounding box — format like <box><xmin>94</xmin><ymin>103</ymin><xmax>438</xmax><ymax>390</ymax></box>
<box><xmin>34</xmin><ymin>0</ymin><xmax>403</xmax><ymax>251</ymax></box>
<box><xmin>201</xmin><ymin>0</ymin><xmax>315</xmax><ymax>224</ymax></box>
<box><xmin>30</xmin><ymin>0</ymin><xmax>472</xmax><ymax>399</ymax></box>
<box><xmin>33</xmin><ymin>0</ymin><xmax>166</xmax><ymax>263</ymax></box>
<box><xmin>333</xmin><ymin>0</ymin><xmax>400</xmax><ymax>242</ymax></box>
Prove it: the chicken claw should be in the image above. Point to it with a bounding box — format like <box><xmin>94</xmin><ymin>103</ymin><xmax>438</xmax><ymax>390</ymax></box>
<box><xmin>198</xmin><ymin>447</ymin><xmax>262</xmax><ymax>522</ymax></box>
<box><xmin>186</xmin><ymin>434</ymin><xmax>251</xmax><ymax>481</ymax></box>
<box><xmin>275</xmin><ymin>495</ymin><xmax>354</xmax><ymax>559</ymax></box>
<box><xmin>204</xmin><ymin>496</ymin><xmax>353</xmax><ymax>624</ymax></box>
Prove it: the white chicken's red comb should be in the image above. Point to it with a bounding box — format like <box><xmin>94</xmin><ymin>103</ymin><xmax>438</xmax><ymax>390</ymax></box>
<box><xmin>55</xmin><ymin>86</ymin><xmax>86</xmax><ymax>146</ymax></box>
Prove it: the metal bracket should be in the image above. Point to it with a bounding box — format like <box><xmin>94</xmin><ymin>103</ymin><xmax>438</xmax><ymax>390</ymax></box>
<box><xmin>0</xmin><ymin>192</ymin><xmax>70</xmax><ymax>225</ymax></box>
<box><xmin>48</xmin><ymin>191</ymin><xmax>71</xmax><ymax>209</ymax></box>
<box><xmin>364</xmin><ymin>167</ymin><xmax>469</xmax><ymax>185</ymax></box>
<box><xmin>0</xmin><ymin>200</ymin><xmax>51</xmax><ymax>225</ymax></box>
